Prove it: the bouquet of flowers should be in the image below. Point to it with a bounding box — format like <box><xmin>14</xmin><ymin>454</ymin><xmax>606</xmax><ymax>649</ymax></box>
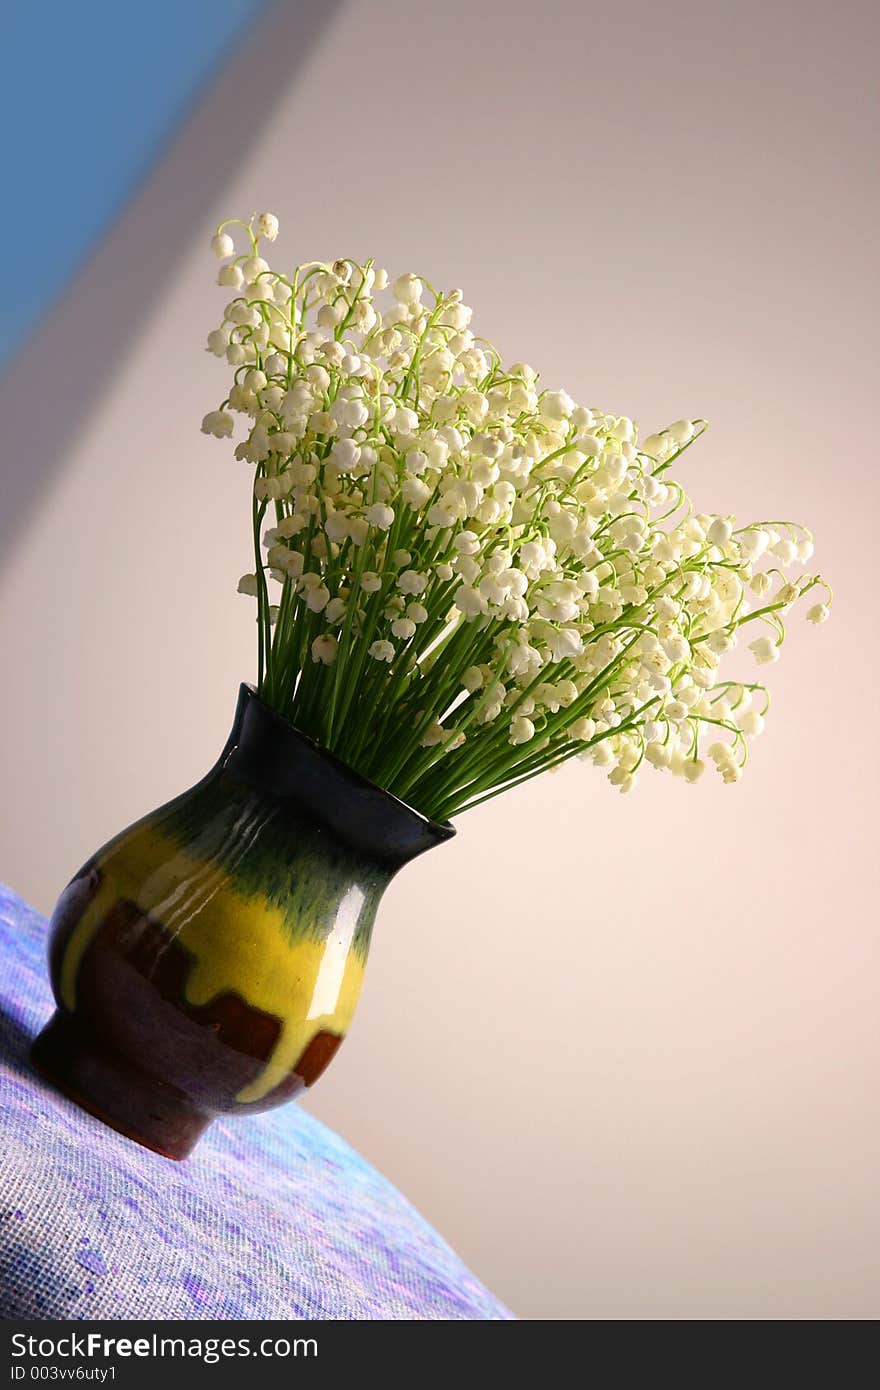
<box><xmin>202</xmin><ymin>212</ymin><xmax>831</xmax><ymax>822</ymax></box>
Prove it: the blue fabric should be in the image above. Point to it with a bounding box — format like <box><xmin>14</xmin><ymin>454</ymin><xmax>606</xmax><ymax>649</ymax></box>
<box><xmin>0</xmin><ymin>884</ymin><xmax>511</xmax><ymax>1320</ymax></box>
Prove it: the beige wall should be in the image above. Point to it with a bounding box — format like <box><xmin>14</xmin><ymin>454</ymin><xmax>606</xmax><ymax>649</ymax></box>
<box><xmin>1</xmin><ymin>0</ymin><xmax>878</xmax><ymax>1318</ymax></box>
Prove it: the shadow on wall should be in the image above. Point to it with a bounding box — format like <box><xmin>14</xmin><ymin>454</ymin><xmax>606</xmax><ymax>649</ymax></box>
<box><xmin>0</xmin><ymin>0</ymin><xmax>345</xmax><ymax>575</ymax></box>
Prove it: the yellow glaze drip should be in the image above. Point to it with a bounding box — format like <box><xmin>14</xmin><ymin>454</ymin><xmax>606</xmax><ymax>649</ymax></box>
<box><xmin>60</xmin><ymin>874</ymin><xmax>124</xmax><ymax>1011</ymax></box>
<box><xmin>58</xmin><ymin>822</ymin><xmax>367</xmax><ymax>1104</ymax></box>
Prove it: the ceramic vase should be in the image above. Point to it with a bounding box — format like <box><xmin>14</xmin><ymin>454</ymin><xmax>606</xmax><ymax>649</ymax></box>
<box><xmin>31</xmin><ymin>685</ymin><xmax>453</xmax><ymax>1158</ymax></box>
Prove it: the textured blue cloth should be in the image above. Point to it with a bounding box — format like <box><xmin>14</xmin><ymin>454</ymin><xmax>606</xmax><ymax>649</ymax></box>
<box><xmin>0</xmin><ymin>884</ymin><xmax>511</xmax><ymax>1320</ymax></box>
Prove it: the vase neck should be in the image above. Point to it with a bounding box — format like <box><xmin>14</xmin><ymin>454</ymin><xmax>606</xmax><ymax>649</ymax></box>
<box><xmin>216</xmin><ymin>685</ymin><xmax>455</xmax><ymax>871</ymax></box>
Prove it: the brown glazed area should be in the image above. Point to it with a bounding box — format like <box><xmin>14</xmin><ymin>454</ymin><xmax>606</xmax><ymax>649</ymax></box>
<box><xmin>32</xmin><ymin>685</ymin><xmax>453</xmax><ymax>1159</ymax></box>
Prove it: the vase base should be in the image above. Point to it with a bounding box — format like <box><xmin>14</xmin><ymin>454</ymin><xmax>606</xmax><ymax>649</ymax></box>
<box><xmin>31</xmin><ymin>1012</ymin><xmax>211</xmax><ymax>1160</ymax></box>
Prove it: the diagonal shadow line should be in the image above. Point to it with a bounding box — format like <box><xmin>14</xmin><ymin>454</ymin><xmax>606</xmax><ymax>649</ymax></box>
<box><xmin>0</xmin><ymin>0</ymin><xmax>347</xmax><ymax>577</ymax></box>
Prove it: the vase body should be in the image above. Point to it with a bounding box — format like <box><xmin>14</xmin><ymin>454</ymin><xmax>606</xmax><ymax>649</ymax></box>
<box><xmin>32</xmin><ymin>685</ymin><xmax>453</xmax><ymax>1159</ymax></box>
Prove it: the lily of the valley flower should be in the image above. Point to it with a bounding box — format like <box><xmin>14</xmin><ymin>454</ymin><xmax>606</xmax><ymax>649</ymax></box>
<box><xmin>201</xmin><ymin>213</ymin><xmax>833</xmax><ymax>819</ymax></box>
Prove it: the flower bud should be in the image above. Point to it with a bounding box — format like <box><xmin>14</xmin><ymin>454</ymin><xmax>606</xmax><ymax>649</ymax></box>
<box><xmin>254</xmin><ymin>212</ymin><xmax>279</xmax><ymax>241</ymax></box>
<box><xmin>211</xmin><ymin>232</ymin><xmax>235</xmax><ymax>259</ymax></box>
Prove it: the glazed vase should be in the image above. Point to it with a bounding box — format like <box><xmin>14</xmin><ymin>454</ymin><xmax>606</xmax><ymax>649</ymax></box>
<box><xmin>31</xmin><ymin>685</ymin><xmax>453</xmax><ymax>1159</ymax></box>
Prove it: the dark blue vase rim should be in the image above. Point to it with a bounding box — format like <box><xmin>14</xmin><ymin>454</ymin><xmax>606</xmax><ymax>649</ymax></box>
<box><xmin>222</xmin><ymin>684</ymin><xmax>455</xmax><ymax>864</ymax></box>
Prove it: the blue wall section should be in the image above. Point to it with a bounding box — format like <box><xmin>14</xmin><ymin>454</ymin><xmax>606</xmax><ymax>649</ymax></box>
<box><xmin>0</xmin><ymin>0</ymin><xmax>270</xmax><ymax>372</ymax></box>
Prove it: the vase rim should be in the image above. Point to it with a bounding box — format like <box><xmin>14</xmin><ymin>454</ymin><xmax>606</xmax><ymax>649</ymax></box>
<box><xmin>230</xmin><ymin>685</ymin><xmax>455</xmax><ymax>858</ymax></box>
